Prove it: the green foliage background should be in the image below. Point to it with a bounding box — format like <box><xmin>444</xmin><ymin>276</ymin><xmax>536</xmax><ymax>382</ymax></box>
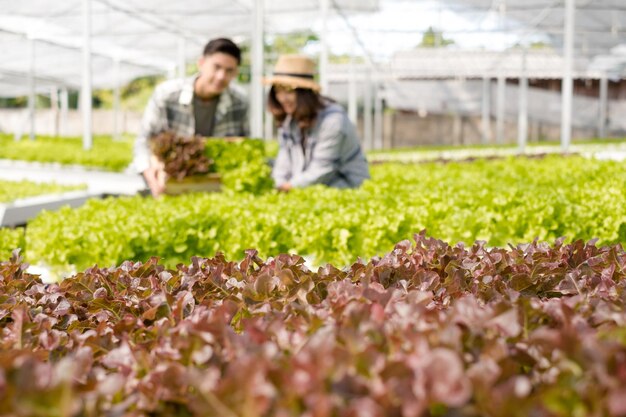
<box><xmin>0</xmin><ymin>134</ymin><xmax>133</xmax><ymax>171</ymax></box>
<box><xmin>0</xmin><ymin>180</ymin><xmax>86</xmax><ymax>203</ymax></box>
<box><xmin>0</xmin><ymin>228</ymin><xmax>24</xmax><ymax>260</ymax></box>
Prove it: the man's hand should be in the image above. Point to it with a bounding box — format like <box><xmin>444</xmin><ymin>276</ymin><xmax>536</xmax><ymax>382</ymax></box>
<box><xmin>277</xmin><ymin>182</ymin><xmax>292</xmax><ymax>192</ymax></box>
<box><xmin>142</xmin><ymin>164</ymin><xmax>167</xmax><ymax>198</ymax></box>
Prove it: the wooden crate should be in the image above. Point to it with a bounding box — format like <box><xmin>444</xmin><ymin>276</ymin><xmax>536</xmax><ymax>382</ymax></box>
<box><xmin>164</xmin><ymin>173</ymin><xmax>222</xmax><ymax>195</ymax></box>
<box><xmin>155</xmin><ymin>137</ymin><xmax>252</xmax><ymax>195</ymax></box>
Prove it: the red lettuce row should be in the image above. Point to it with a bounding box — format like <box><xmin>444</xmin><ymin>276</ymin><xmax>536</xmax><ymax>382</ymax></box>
<box><xmin>1</xmin><ymin>234</ymin><xmax>626</xmax><ymax>416</ymax></box>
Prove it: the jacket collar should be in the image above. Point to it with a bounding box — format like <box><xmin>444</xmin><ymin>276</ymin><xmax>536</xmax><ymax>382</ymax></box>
<box><xmin>179</xmin><ymin>74</ymin><xmax>233</xmax><ymax>122</ymax></box>
<box><xmin>178</xmin><ymin>76</ymin><xmax>196</xmax><ymax>106</ymax></box>
<box><xmin>215</xmin><ymin>86</ymin><xmax>233</xmax><ymax>121</ymax></box>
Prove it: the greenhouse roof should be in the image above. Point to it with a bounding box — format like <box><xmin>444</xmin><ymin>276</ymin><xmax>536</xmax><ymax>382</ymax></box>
<box><xmin>389</xmin><ymin>48</ymin><xmax>596</xmax><ymax>79</ymax></box>
<box><xmin>450</xmin><ymin>0</ymin><xmax>625</xmax><ymax>54</ymax></box>
<box><xmin>448</xmin><ymin>0</ymin><xmax>626</xmax><ymax>76</ymax></box>
<box><xmin>1</xmin><ymin>0</ymin><xmax>625</xmax><ymax>98</ymax></box>
<box><xmin>329</xmin><ymin>49</ymin><xmax>600</xmax><ymax>81</ymax></box>
<box><xmin>0</xmin><ymin>0</ymin><xmax>379</xmax><ymax>97</ymax></box>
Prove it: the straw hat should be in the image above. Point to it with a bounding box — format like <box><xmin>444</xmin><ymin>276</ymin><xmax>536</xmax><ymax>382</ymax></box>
<box><xmin>263</xmin><ymin>55</ymin><xmax>320</xmax><ymax>92</ymax></box>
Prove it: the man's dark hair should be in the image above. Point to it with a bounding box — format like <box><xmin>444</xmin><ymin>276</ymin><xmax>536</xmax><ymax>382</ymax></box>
<box><xmin>203</xmin><ymin>38</ymin><xmax>241</xmax><ymax>65</ymax></box>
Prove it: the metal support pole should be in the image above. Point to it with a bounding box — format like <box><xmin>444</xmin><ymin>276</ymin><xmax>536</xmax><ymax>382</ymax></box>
<box><xmin>50</xmin><ymin>86</ymin><xmax>59</xmax><ymax>137</ymax></box>
<box><xmin>24</xmin><ymin>38</ymin><xmax>37</xmax><ymax>140</ymax></box>
<box><xmin>517</xmin><ymin>49</ymin><xmax>528</xmax><ymax>153</ymax></box>
<box><xmin>319</xmin><ymin>0</ymin><xmax>330</xmax><ymax>93</ymax></box>
<box><xmin>598</xmin><ymin>74</ymin><xmax>608</xmax><ymax>138</ymax></box>
<box><xmin>60</xmin><ymin>87</ymin><xmax>69</xmax><ymax>137</ymax></box>
<box><xmin>363</xmin><ymin>67</ymin><xmax>373</xmax><ymax>150</ymax></box>
<box><xmin>178</xmin><ymin>36</ymin><xmax>186</xmax><ymax>79</ymax></box>
<box><xmin>560</xmin><ymin>0</ymin><xmax>575</xmax><ymax>151</ymax></box>
<box><xmin>113</xmin><ymin>57</ymin><xmax>121</xmax><ymax>140</ymax></box>
<box><xmin>435</xmin><ymin>0</ymin><xmax>442</xmax><ymax>47</ymax></box>
<box><xmin>496</xmin><ymin>74</ymin><xmax>506</xmax><ymax>144</ymax></box>
<box><xmin>250</xmin><ymin>0</ymin><xmax>265</xmax><ymax>138</ymax></box>
<box><xmin>374</xmin><ymin>84</ymin><xmax>383</xmax><ymax>150</ymax></box>
<box><xmin>481</xmin><ymin>77</ymin><xmax>491</xmax><ymax>144</ymax></box>
<box><xmin>452</xmin><ymin>112</ymin><xmax>462</xmax><ymax>145</ymax></box>
<box><xmin>499</xmin><ymin>0</ymin><xmax>506</xmax><ymax>31</ymax></box>
<box><xmin>348</xmin><ymin>42</ymin><xmax>358</xmax><ymax>125</ymax></box>
<box><xmin>82</xmin><ymin>0</ymin><xmax>93</xmax><ymax>150</ymax></box>
<box><xmin>26</xmin><ymin>37</ymin><xmax>36</xmax><ymax>141</ymax></box>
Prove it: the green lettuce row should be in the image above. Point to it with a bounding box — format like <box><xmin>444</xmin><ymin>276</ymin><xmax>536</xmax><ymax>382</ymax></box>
<box><xmin>23</xmin><ymin>155</ymin><xmax>626</xmax><ymax>271</ymax></box>
<box><xmin>204</xmin><ymin>138</ymin><xmax>274</xmax><ymax>194</ymax></box>
<box><xmin>0</xmin><ymin>179</ymin><xmax>86</xmax><ymax>203</ymax></box>
<box><xmin>0</xmin><ymin>134</ymin><xmax>133</xmax><ymax>171</ymax></box>
<box><xmin>0</xmin><ymin>228</ymin><xmax>24</xmax><ymax>260</ymax></box>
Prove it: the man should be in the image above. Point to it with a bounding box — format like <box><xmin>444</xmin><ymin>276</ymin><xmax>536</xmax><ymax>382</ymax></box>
<box><xmin>133</xmin><ymin>38</ymin><xmax>249</xmax><ymax>197</ymax></box>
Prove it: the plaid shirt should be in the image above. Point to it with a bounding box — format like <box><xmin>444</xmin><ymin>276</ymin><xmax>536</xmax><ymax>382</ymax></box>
<box><xmin>132</xmin><ymin>75</ymin><xmax>249</xmax><ymax>173</ymax></box>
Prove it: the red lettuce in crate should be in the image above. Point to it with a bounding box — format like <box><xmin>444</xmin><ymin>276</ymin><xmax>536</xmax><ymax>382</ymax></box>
<box><xmin>150</xmin><ymin>130</ymin><xmax>212</xmax><ymax>180</ymax></box>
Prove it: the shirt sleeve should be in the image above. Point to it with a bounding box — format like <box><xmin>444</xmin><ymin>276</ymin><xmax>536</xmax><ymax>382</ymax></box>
<box><xmin>290</xmin><ymin>113</ymin><xmax>344</xmax><ymax>188</ymax></box>
<box><xmin>132</xmin><ymin>88</ymin><xmax>166</xmax><ymax>174</ymax></box>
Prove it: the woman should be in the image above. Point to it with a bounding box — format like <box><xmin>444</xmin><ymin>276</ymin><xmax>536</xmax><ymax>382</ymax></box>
<box><xmin>265</xmin><ymin>55</ymin><xmax>370</xmax><ymax>191</ymax></box>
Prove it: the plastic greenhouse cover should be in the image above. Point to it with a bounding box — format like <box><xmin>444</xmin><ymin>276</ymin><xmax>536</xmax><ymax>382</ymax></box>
<box><xmin>2</xmin><ymin>0</ymin><xmax>623</xmax><ymax>98</ymax></box>
<box><xmin>0</xmin><ymin>0</ymin><xmax>378</xmax><ymax>97</ymax></box>
<box><xmin>447</xmin><ymin>0</ymin><xmax>626</xmax><ymax>57</ymax></box>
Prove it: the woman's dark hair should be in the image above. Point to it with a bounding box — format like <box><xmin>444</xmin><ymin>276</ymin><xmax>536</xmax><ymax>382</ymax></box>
<box><xmin>203</xmin><ymin>38</ymin><xmax>241</xmax><ymax>65</ymax></box>
<box><xmin>267</xmin><ymin>86</ymin><xmax>325</xmax><ymax>131</ymax></box>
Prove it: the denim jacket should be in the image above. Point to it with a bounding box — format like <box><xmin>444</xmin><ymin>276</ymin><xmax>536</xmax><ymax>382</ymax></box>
<box><xmin>272</xmin><ymin>102</ymin><xmax>370</xmax><ymax>189</ymax></box>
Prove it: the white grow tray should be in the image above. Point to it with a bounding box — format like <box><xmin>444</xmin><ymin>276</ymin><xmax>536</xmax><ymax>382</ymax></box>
<box><xmin>0</xmin><ymin>190</ymin><xmax>103</xmax><ymax>227</ymax></box>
